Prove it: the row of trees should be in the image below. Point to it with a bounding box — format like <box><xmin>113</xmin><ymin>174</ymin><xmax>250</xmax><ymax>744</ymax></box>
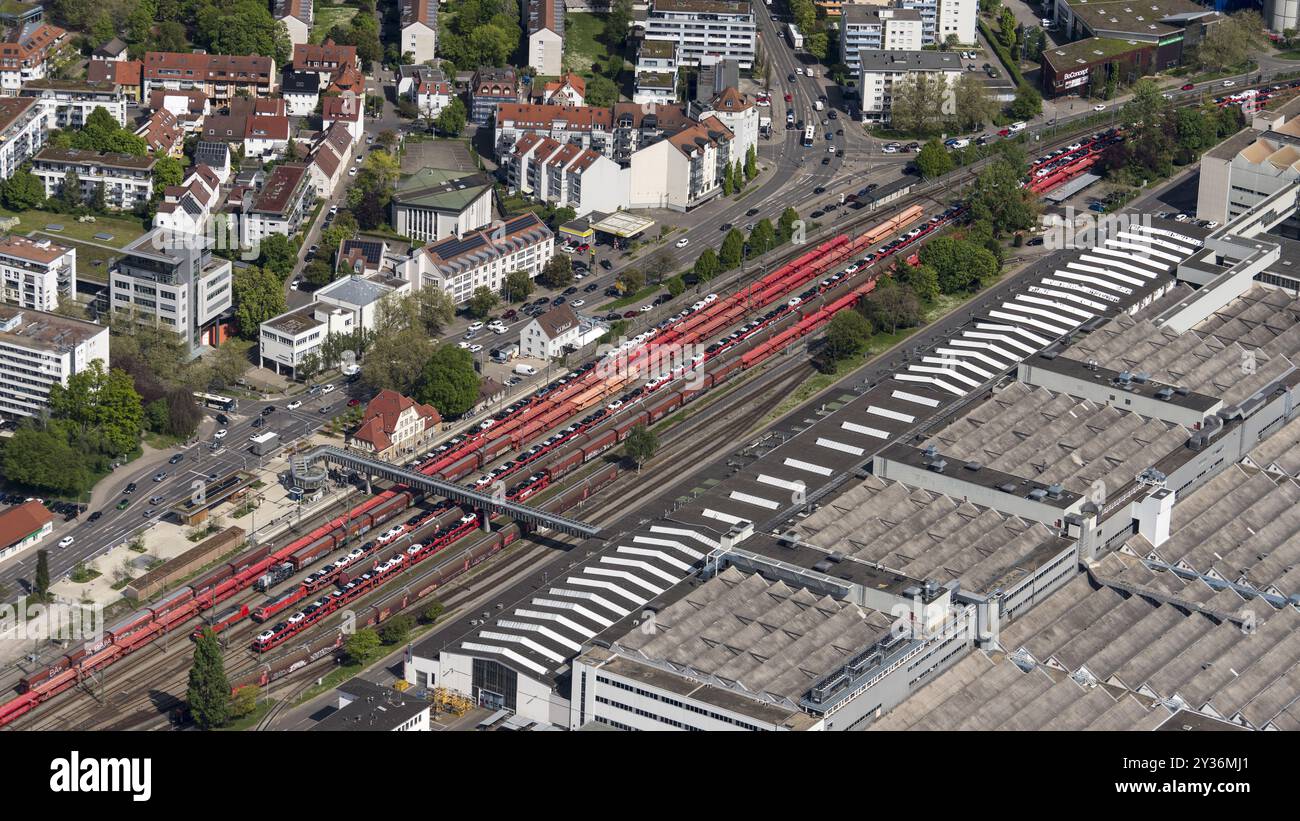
<box><xmin>1102</xmin><ymin>78</ymin><xmax>1245</xmax><ymax>181</ymax></box>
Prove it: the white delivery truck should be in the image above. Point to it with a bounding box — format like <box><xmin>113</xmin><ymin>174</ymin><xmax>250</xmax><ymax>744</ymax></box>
<box><xmin>814</xmin><ymin>100</ymin><xmax>824</xmax><ymax>111</ymax></box>
<box><xmin>514</xmin><ymin>364</ymin><xmax>537</xmax><ymax>376</ymax></box>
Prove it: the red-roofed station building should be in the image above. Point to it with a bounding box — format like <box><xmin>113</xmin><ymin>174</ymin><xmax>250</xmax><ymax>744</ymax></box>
<box><xmin>346</xmin><ymin>389</ymin><xmax>442</xmax><ymax>461</ymax></box>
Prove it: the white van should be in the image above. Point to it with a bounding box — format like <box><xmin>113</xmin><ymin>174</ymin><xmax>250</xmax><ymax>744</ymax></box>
<box><xmin>1008</xmin><ymin>121</ymin><xmax>1027</xmax><ymax>133</ymax></box>
<box><xmin>814</xmin><ymin>100</ymin><xmax>824</xmax><ymax>111</ymax></box>
<box><xmin>514</xmin><ymin>364</ymin><xmax>537</xmax><ymax>376</ymax></box>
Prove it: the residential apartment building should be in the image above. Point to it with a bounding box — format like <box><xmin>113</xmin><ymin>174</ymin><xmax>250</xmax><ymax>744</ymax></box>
<box><xmin>396</xmin><ymin>212</ymin><xmax>554</xmax><ymax>305</ymax></box>
<box><xmin>0</xmin><ymin>95</ymin><xmax>44</xmax><ymax>179</ymax></box>
<box><xmin>293</xmin><ymin>41</ymin><xmax>359</xmax><ymax>78</ymax></box>
<box><xmin>526</xmin><ymin>0</ymin><xmax>565</xmax><ymax>78</ymax></box>
<box><xmin>401</xmin><ymin>0</ymin><xmax>438</xmax><ymax>64</ymax></box>
<box><xmin>0</xmin><ymin>305</ymin><xmax>109</xmax><ymax>421</ymax></box>
<box><xmin>503</xmin><ymin>136</ymin><xmax>627</xmax><ymax>217</ymax></box>
<box><xmin>628</xmin><ymin>115</ymin><xmax>731</xmax><ymax>210</ymax></box>
<box><xmin>282</xmin><ymin>69</ymin><xmax>320</xmax><ymax>117</ymax></box>
<box><xmin>520</xmin><ymin>303</ymin><xmax>580</xmax><ymax>359</ymax></box>
<box><xmin>493</xmin><ymin>102</ymin><xmax>614</xmax><ymax>158</ymax></box>
<box><xmin>470</xmin><ymin>67</ymin><xmax>518</xmax><ymax>126</ymax></box>
<box><xmin>0</xmin><ymin>22</ymin><xmax>68</xmax><ymax>95</ymax></box>
<box><xmin>259</xmin><ymin>273</ymin><xmax>408</xmax><ymax>377</ymax></box>
<box><xmin>539</xmin><ymin>74</ymin><xmax>585</xmax><ymax>107</ymax></box>
<box><xmin>142</xmin><ymin>52</ymin><xmax>276</xmax><ymax>103</ymax></box>
<box><xmin>86</xmin><ymin>58</ymin><xmax>144</xmax><ymax>102</ymax></box>
<box><xmin>148</xmin><ymin>87</ymin><xmax>207</xmax><ymax>131</ymax></box>
<box><xmin>239</xmin><ymin>163</ymin><xmax>313</xmax><ymax>244</ymax></box>
<box><xmin>20</xmin><ymin>78</ymin><xmax>127</xmax><ymax>128</ymax></box>
<box><xmin>274</xmin><ymin>0</ymin><xmax>314</xmax><ymax>46</ymax></box>
<box><xmin>610</xmin><ymin>101</ymin><xmax>693</xmax><ymax>164</ymax></box>
<box><xmin>110</xmin><ymin>230</ymin><xmax>233</xmax><ymax>353</ymax></box>
<box><xmin>0</xmin><ymin>236</ymin><xmax>75</xmax><ymax>312</ymax></box>
<box><xmin>322</xmin><ymin>93</ymin><xmax>364</xmax><ymax>145</ymax></box>
<box><xmin>305</xmin><ymin>122</ymin><xmax>353</xmax><ymax>198</ymax></box>
<box><xmin>841</xmin><ymin>6</ymin><xmax>923</xmax><ymax>73</ymax></box>
<box><xmin>699</xmin><ymin>86</ymin><xmax>757</xmax><ymax>170</ymax></box>
<box><xmin>153</xmin><ymin>163</ymin><xmax>223</xmax><ymax>236</ymax></box>
<box><xmin>643</xmin><ymin>0</ymin><xmax>756</xmax><ymax>69</ymax></box>
<box><xmin>31</xmin><ymin>147</ymin><xmax>156</xmax><ymax>210</ymax></box>
<box><xmin>390</xmin><ymin>167</ymin><xmax>494</xmax><ymax>243</ymax></box>
<box><xmin>634</xmin><ymin>39</ymin><xmax>679</xmax><ymax>106</ymax></box>
<box><xmin>857</xmin><ymin>50</ymin><xmax>962</xmax><ymax>124</ymax></box>
<box><xmin>398</xmin><ymin>65</ymin><xmax>452</xmax><ymax>118</ymax></box>
<box><xmin>896</xmin><ymin>0</ymin><xmax>976</xmax><ymax>46</ymax></box>
<box><xmin>135</xmin><ymin>107</ymin><xmax>184</xmax><ymax>157</ymax></box>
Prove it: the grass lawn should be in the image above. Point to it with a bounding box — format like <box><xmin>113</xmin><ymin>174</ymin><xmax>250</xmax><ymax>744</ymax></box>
<box><xmin>31</xmin><ymin>237</ymin><xmax>122</xmax><ymax>284</ymax></box>
<box><xmin>312</xmin><ymin>3</ymin><xmax>359</xmax><ymax>43</ymax></box>
<box><xmin>564</xmin><ymin>12</ymin><xmax>630</xmax><ymax>76</ymax></box>
<box><xmin>0</xmin><ymin>205</ymin><xmax>147</xmax><ymax>246</ymax></box>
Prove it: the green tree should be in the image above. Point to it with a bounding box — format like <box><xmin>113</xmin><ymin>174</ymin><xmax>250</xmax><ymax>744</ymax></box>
<box><xmin>622</xmin><ymin>424</ymin><xmax>657</xmax><ymax>471</ymax></box>
<box><xmin>896</xmin><ymin>263</ymin><xmax>940</xmax><ymax>303</ymax></box>
<box><xmin>233</xmin><ymin>265</ymin><xmax>286</xmax><ymax>340</ymax></box>
<box><xmin>416</xmin><ymin>344</ymin><xmax>481</xmax><ymax>417</ymax></box>
<box><xmin>920</xmin><ymin>237</ymin><xmax>999</xmax><ymax>293</ymax></box>
<box><xmin>433</xmin><ymin>96</ymin><xmax>467</xmax><ymax>136</ymax></box>
<box><xmin>343</xmin><ymin>628</ymin><xmax>382</xmax><ymax>665</ymax></box>
<box><xmin>749</xmin><ymin>219</ymin><xmax>776</xmax><ymax>255</ymax></box>
<box><xmin>722</xmin><ymin>162</ymin><xmax>734</xmax><ymax>196</ymax></box>
<box><xmin>998</xmin><ymin>7</ymin><xmax>1017</xmax><ymax>49</ymax></box>
<box><xmin>303</xmin><ymin>258</ymin><xmax>335</xmax><ymax>288</ymax></box>
<box><xmin>778</xmin><ymin>207</ymin><xmax>800</xmax><ymax>242</ymax></box>
<box><xmin>824</xmin><ymin>310</ymin><xmax>871</xmax><ymax>361</ymax></box>
<box><xmin>915</xmin><ymin>139</ymin><xmax>954</xmax><ymax>179</ymax></box>
<box><xmin>968</xmin><ymin>159</ymin><xmax>1037</xmax><ymax>236</ymax></box>
<box><xmin>1008</xmin><ymin>84</ymin><xmax>1042</xmax><ymax>120</ymax></box>
<box><xmin>538</xmin><ymin>254</ymin><xmax>573</xmax><ymax>288</ymax></box>
<box><xmin>618</xmin><ymin>267</ymin><xmax>644</xmax><ymax>293</ymax></box>
<box><xmin>585</xmin><ymin>74</ymin><xmax>619</xmax><ymax>107</ymax></box>
<box><xmin>34</xmin><ymin>549</ymin><xmax>50</xmax><ymax>601</ymax></box>
<box><xmin>504</xmin><ymin>269</ymin><xmax>533</xmax><ymax>302</ymax></box>
<box><xmin>378</xmin><ymin>613</ymin><xmax>416</xmax><ymax>645</ymax></box>
<box><xmin>607</xmin><ymin>0</ymin><xmax>633</xmax><ymax>44</ymax></box>
<box><xmin>58</xmin><ymin>168</ymin><xmax>83</xmax><ymax>210</ymax></box>
<box><xmin>1</xmin><ymin>167</ymin><xmax>44</xmax><ymax>210</ymax></box>
<box><xmin>719</xmin><ymin>228</ymin><xmax>745</xmax><ymax>269</ymax></box>
<box><xmin>187</xmin><ymin>628</ymin><xmax>231</xmax><ymax>730</ymax></box>
<box><xmin>152</xmin><ymin>155</ymin><xmax>186</xmax><ymax>194</ymax></box>
<box><xmin>421</xmin><ymin>601</ymin><xmax>446</xmax><ymax>624</ymax></box>
<box><xmin>744</xmin><ymin>145</ymin><xmax>758</xmax><ymax>180</ymax></box>
<box><xmin>889</xmin><ymin>72</ymin><xmax>950</xmax><ymax>136</ymax></box>
<box><xmin>258</xmin><ymin>234</ymin><xmax>297</xmax><ymax>281</ymax></box>
<box><xmin>953</xmin><ymin>72</ymin><xmax>997</xmax><ymax>131</ymax></box>
<box><xmin>2</xmin><ymin>423</ymin><xmax>94</xmax><ymax>495</ymax></box>
<box><xmin>858</xmin><ymin>282</ymin><xmax>922</xmax><ymax>334</ymax></box>
<box><xmin>645</xmin><ymin>250</ymin><xmax>675</xmax><ymax>285</ymax></box>
<box><xmin>466</xmin><ymin>285</ymin><xmax>499</xmax><ymax>319</ymax></box>
<box><xmin>230</xmin><ymin>685</ymin><xmax>260</xmax><ymax>719</ymax></box>
<box><xmin>693</xmin><ymin>248</ymin><xmax>720</xmax><ymax>281</ymax></box>
<box><xmin>666</xmin><ymin>275</ymin><xmax>686</xmax><ymax>297</ymax></box>
<box><xmin>49</xmin><ymin>360</ymin><xmax>144</xmax><ymax>456</ymax></box>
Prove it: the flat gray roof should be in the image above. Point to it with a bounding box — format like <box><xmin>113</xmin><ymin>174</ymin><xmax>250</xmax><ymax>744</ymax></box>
<box><xmin>857</xmin><ymin>50</ymin><xmax>963</xmax><ymax>73</ymax></box>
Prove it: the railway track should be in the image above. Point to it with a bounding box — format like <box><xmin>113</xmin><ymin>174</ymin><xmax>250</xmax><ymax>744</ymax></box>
<box><xmin>11</xmin><ymin>354</ymin><xmax>814</xmax><ymax>730</ymax></box>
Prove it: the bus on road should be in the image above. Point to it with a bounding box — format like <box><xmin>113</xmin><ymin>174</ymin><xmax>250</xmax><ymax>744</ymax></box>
<box><xmin>194</xmin><ymin>392</ymin><xmax>238</xmax><ymax>412</ymax></box>
<box><xmin>802</xmin><ymin>124</ymin><xmax>815</xmax><ymax>147</ymax></box>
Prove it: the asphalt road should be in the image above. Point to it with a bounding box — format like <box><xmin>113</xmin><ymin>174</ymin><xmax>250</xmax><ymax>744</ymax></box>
<box><xmin>0</xmin><ymin>382</ymin><xmax>368</xmax><ymax>597</ymax></box>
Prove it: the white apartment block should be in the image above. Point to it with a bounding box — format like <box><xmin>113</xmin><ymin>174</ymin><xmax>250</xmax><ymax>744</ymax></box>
<box><xmin>0</xmin><ymin>96</ymin><xmax>45</xmax><ymax>180</ymax></box>
<box><xmin>628</xmin><ymin>116</ymin><xmax>732</xmax><ymax>211</ymax></box>
<box><xmin>401</xmin><ymin>0</ymin><xmax>438</xmax><ymax>64</ymax></box>
<box><xmin>397</xmin><ymin>65</ymin><xmax>452</xmax><ymax>118</ymax></box>
<box><xmin>0</xmin><ymin>23</ymin><xmax>68</xmax><ymax>95</ymax></box>
<box><xmin>699</xmin><ymin>86</ymin><xmax>757</xmax><ymax>172</ymax></box>
<box><xmin>240</xmin><ymin>164</ymin><xmax>313</xmax><ymax>245</ymax></box>
<box><xmin>21</xmin><ymin>80</ymin><xmax>127</xmax><ymax>128</ymax></box>
<box><xmin>494</xmin><ymin>102</ymin><xmax>614</xmax><ymax>159</ymax></box>
<box><xmin>896</xmin><ymin>0</ymin><xmax>976</xmax><ymax>45</ymax></box>
<box><xmin>525</xmin><ymin>0</ymin><xmax>565</xmax><ymax>77</ymax></box>
<box><xmin>0</xmin><ymin>305</ymin><xmax>109</xmax><ymax>421</ymax></box>
<box><xmin>858</xmin><ymin>50</ymin><xmax>962</xmax><ymax>124</ymax></box>
<box><xmin>520</xmin><ymin>303</ymin><xmax>580</xmax><ymax>359</ymax></box>
<box><xmin>0</xmin><ymin>236</ymin><xmax>75</xmax><ymax>312</ymax></box>
<box><xmin>841</xmin><ymin>7</ymin><xmax>924</xmax><ymax>73</ymax></box>
<box><xmin>503</xmin><ymin>136</ymin><xmax>628</xmax><ymax>217</ymax></box>
<box><xmin>31</xmin><ymin>147</ymin><xmax>156</xmax><ymax>210</ymax></box>
<box><xmin>396</xmin><ymin>212</ymin><xmax>554</xmax><ymax>305</ymax></box>
<box><xmin>643</xmin><ymin>0</ymin><xmax>757</xmax><ymax>68</ymax></box>
<box><xmin>634</xmin><ymin>39</ymin><xmax>680</xmax><ymax>107</ymax></box>
<box><xmin>110</xmin><ymin>230</ymin><xmax>234</xmax><ymax>354</ymax></box>
<box><xmin>275</xmin><ymin>0</ymin><xmax>314</xmax><ymax>45</ymax></box>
